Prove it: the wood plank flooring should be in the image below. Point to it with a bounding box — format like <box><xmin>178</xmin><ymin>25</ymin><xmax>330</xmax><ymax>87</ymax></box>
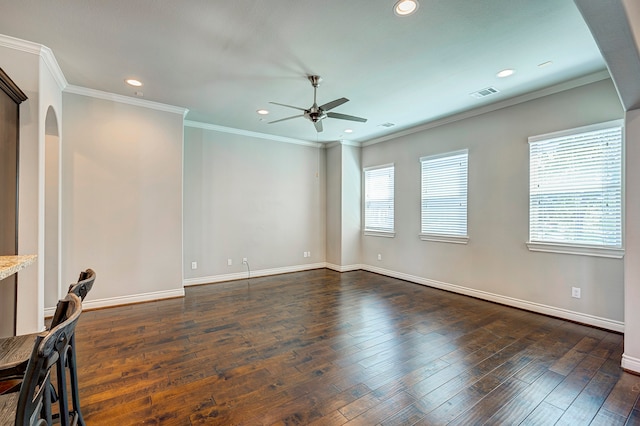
<box><xmin>72</xmin><ymin>269</ymin><xmax>640</xmax><ymax>425</ymax></box>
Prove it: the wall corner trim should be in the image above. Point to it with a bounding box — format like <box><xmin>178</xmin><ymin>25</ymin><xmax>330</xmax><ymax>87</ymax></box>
<box><xmin>621</xmin><ymin>354</ymin><xmax>640</xmax><ymax>374</ymax></box>
<box><xmin>39</xmin><ymin>45</ymin><xmax>67</xmax><ymax>90</ymax></box>
<box><xmin>325</xmin><ymin>263</ymin><xmax>364</xmax><ymax>272</ymax></box>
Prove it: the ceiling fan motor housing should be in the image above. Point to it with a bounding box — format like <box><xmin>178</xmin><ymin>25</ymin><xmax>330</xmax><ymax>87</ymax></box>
<box><xmin>269</xmin><ymin>74</ymin><xmax>366</xmax><ymax>132</ymax></box>
<box><xmin>305</xmin><ymin>107</ymin><xmax>327</xmax><ymax>123</ymax></box>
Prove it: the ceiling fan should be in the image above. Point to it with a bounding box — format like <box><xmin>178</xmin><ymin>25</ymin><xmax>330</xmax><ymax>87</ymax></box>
<box><xmin>269</xmin><ymin>75</ymin><xmax>367</xmax><ymax>133</ymax></box>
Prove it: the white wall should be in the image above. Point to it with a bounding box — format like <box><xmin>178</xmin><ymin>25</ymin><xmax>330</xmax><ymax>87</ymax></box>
<box><xmin>44</xmin><ymin>122</ymin><xmax>60</xmax><ymax>309</ymax></box>
<box><xmin>183</xmin><ymin>125</ymin><xmax>326</xmax><ymax>283</ymax></box>
<box><xmin>61</xmin><ymin>93</ymin><xmax>184</xmax><ymax>305</ymax></box>
<box><xmin>624</xmin><ymin>108</ymin><xmax>640</xmax><ymax>371</ymax></box>
<box><xmin>325</xmin><ymin>143</ymin><xmax>362</xmax><ymax>270</ymax></box>
<box><xmin>0</xmin><ymin>46</ymin><xmax>39</xmax><ymax>334</ymax></box>
<box><xmin>0</xmin><ymin>42</ymin><xmax>59</xmax><ymax>334</ymax></box>
<box><xmin>40</xmin><ymin>51</ymin><xmax>65</xmax><ymax>312</ymax></box>
<box><xmin>361</xmin><ymin>78</ymin><xmax>625</xmax><ymax>328</ymax></box>
<box><xmin>340</xmin><ymin>144</ymin><xmax>361</xmax><ymax>267</ymax></box>
<box><xmin>326</xmin><ymin>144</ymin><xmax>342</xmax><ymax>266</ymax></box>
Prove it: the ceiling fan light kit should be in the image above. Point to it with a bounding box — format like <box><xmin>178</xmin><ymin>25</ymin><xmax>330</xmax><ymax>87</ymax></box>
<box><xmin>269</xmin><ymin>75</ymin><xmax>367</xmax><ymax>133</ymax></box>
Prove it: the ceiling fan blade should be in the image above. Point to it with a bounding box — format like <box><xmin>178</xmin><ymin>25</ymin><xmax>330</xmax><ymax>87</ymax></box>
<box><xmin>268</xmin><ymin>114</ymin><xmax>303</xmax><ymax>124</ymax></box>
<box><xmin>269</xmin><ymin>101</ymin><xmax>306</xmax><ymax>111</ymax></box>
<box><xmin>314</xmin><ymin>120</ymin><xmax>323</xmax><ymax>132</ymax></box>
<box><xmin>326</xmin><ymin>112</ymin><xmax>367</xmax><ymax>123</ymax></box>
<box><xmin>319</xmin><ymin>97</ymin><xmax>349</xmax><ymax>111</ymax></box>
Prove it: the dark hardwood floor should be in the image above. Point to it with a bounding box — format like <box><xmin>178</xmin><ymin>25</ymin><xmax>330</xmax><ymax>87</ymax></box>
<box><xmin>73</xmin><ymin>269</ymin><xmax>640</xmax><ymax>425</ymax></box>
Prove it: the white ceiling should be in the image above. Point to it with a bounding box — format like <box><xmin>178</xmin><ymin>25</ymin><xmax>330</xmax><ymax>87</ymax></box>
<box><xmin>0</xmin><ymin>0</ymin><xmax>606</xmax><ymax>143</ymax></box>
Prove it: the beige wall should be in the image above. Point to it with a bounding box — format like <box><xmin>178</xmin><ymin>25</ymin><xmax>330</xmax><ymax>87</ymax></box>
<box><xmin>1</xmin><ymin>34</ymin><xmax>630</xmax><ymax>342</ymax></box>
<box><xmin>325</xmin><ymin>143</ymin><xmax>362</xmax><ymax>269</ymax></box>
<box><xmin>61</xmin><ymin>93</ymin><xmax>184</xmax><ymax>303</ymax></box>
<box><xmin>340</xmin><ymin>144</ymin><xmax>361</xmax><ymax>267</ymax></box>
<box><xmin>183</xmin><ymin>125</ymin><xmax>326</xmax><ymax>282</ymax></box>
<box><xmin>325</xmin><ymin>144</ymin><xmax>342</xmax><ymax>266</ymax></box>
<box><xmin>0</xmin><ymin>44</ymin><xmax>62</xmax><ymax>334</ymax></box>
<box><xmin>361</xmin><ymin>78</ymin><xmax>625</xmax><ymax>326</ymax></box>
<box><xmin>624</xmin><ymin>108</ymin><xmax>640</xmax><ymax>369</ymax></box>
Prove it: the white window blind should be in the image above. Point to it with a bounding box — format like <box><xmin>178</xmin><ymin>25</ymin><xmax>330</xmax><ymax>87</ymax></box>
<box><xmin>364</xmin><ymin>164</ymin><xmax>394</xmax><ymax>234</ymax></box>
<box><xmin>420</xmin><ymin>150</ymin><xmax>468</xmax><ymax>239</ymax></box>
<box><xmin>529</xmin><ymin>121</ymin><xmax>622</xmax><ymax>249</ymax></box>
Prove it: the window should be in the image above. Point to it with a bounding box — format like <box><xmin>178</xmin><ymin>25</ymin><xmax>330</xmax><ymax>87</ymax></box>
<box><xmin>420</xmin><ymin>150</ymin><xmax>469</xmax><ymax>243</ymax></box>
<box><xmin>364</xmin><ymin>164</ymin><xmax>394</xmax><ymax>236</ymax></box>
<box><xmin>528</xmin><ymin>120</ymin><xmax>623</xmax><ymax>258</ymax></box>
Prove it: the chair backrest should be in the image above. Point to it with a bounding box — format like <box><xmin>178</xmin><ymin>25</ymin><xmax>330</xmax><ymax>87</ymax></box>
<box><xmin>14</xmin><ymin>293</ymin><xmax>82</xmax><ymax>425</ymax></box>
<box><xmin>67</xmin><ymin>268</ymin><xmax>96</xmax><ymax>302</ymax></box>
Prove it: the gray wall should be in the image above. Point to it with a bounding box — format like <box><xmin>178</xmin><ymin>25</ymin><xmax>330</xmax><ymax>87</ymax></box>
<box><xmin>61</xmin><ymin>93</ymin><xmax>184</xmax><ymax>303</ymax></box>
<box><xmin>326</xmin><ymin>144</ymin><xmax>342</xmax><ymax>266</ymax></box>
<box><xmin>183</xmin><ymin>126</ymin><xmax>326</xmax><ymax>281</ymax></box>
<box><xmin>624</xmin><ymin>107</ymin><xmax>640</xmax><ymax>367</ymax></box>
<box><xmin>181</xmin><ymin>78</ymin><xmax>624</xmax><ymax>328</ymax></box>
<box><xmin>361</xmin><ymin>79</ymin><xmax>625</xmax><ymax>323</ymax></box>
<box><xmin>325</xmin><ymin>143</ymin><xmax>362</xmax><ymax>269</ymax></box>
<box><xmin>341</xmin><ymin>144</ymin><xmax>362</xmax><ymax>267</ymax></box>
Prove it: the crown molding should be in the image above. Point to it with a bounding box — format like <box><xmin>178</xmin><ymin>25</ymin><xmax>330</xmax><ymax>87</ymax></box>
<box><xmin>184</xmin><ymin>120</ymin><xmax>323</xmax><ymax>148</ymax></box>
<box><xmin>39</xmin><ymin>45</ymin><xmax>67</xmax><ymax>90</ymax></box>
<box><xmin>0</xmin><ymin>33</ymin><xmax>41</xmax><ymax>55</ymax></box>
<box><xmin>324</xmin><ymin>140</ymin><xmax>362</xmax><ymax>149</ymax></box>
<box><xmin>362</xmin><ymin>70</ymin><xmax>612</xmax><ymax>147</ymax></box>
<box><xmin>339</xmin><ymin>139</ymin><xmax>362</xmax><ymax>147</ymax></box>
<box><xmin>0</xmin><ymin>34</ymin><xmax>68</xmax><ymax>90</ymax></box>
<box><xmin>65</xmin><ymin>85</ymin><xmax>188</xmax><ymax>116</ymax></box>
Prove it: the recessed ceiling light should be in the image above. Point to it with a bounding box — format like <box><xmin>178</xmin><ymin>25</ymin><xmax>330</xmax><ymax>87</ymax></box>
<box><xmin>125</xmin><ymin>78</ymin><xmax>143</xmax><ymax>87</ymax></box>
<box><xmin>496</xmin><ymin>69</ymin><xmax>515</xmax><ymax>78</ymax></box>
<box><xmin>394</xmin><ymin>0</ymin><xmax>419</xmax><ymax>16</ymax></box>
<box><xmin>256</xmin><ymin>109</ymin><xmax>269</xmax><ymax>115</ymax></box>
<box><xmin>344</xmin><ymin>129</ymin><xmax>353</xmax><ymax>133</ymax></box>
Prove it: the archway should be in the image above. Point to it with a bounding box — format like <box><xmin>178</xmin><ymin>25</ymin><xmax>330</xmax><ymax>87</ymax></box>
<box><xmin>44</xmin><ymin>106</ymin><xmax>61</xmax><ymax>309</ymax></box>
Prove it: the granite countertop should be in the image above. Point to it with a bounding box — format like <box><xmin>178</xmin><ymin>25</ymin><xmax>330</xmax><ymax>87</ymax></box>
<box><xmin>0</xmin><ymin>255</ymin><xmax>37</xmax><ymax>281</ymax></box>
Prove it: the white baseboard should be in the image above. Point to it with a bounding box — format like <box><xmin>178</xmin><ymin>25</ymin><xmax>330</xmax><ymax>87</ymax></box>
<box><xmin>621</xmin><ymin>354</ymin><xmax>640</xmax><ymax>374</ymax></box>
<box><xmin>362</xmin><ymin>265</ymin><xmax>624</xmax><ymax>333</ymax></box>
<box><xmin>325</xmin><ymin>263</ymin><xmax>364</xmax><ymax>273</ymax></box>
<box><xmin>183</xmin><ymin>262</ymin><xmax>327</xmax><ymax>286</ymax></box>
<box><xmin>44</xmin><ymin>263</ymin><xmax>624</xmax><ymax>334</ymax></box>
<box><xmin>44</xmin><ymin>288</ymin><xmax>185</xmax><ymax>316</ymax></box>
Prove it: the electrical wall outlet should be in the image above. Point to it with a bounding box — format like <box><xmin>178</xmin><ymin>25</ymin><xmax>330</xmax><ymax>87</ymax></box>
<box><xmin>303</xmin><ymin>252</ymin><xmax>307</xmax><ymax>258</ymax></box>
<box><xmin>571</xmin><ymin>287</ymin><xmax>581</xmax><ymax>299</ymax></box>
<box><xmin>191</xmin><ymin>261</ymin><xmax>197</xmax><ymax>270</ymax></box>
<box><xmin>377</xmin><ymin>254</ymin><xmax>382</xmax><ymax>261</ymax></box>
<box><xmin>227</xmin><ymin>259</ymin><xmax>233</xmax><ymax>266</ymax></box>
<box><xmin>243</xmin><ymin>258</ymin><xmax>248</xmax><ymax>264</ymax></box>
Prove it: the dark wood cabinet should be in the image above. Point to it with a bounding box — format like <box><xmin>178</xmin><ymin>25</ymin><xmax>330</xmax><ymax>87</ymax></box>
<box><xmin>0</xmin><ymin>68</ymin><xmax>27</xmax><ymax>337</ymax></box>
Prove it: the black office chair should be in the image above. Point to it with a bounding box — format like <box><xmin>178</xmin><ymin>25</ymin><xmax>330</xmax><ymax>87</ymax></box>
<box><xmin>0</xmin><ymin>292</ymin><xmax>82</xmax><ymax>425</ymax></box>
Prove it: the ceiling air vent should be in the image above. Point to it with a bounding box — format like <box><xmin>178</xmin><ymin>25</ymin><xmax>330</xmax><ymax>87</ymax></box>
<box><xmin>470</xmin><ymin>87</ymin><xmax>500</xmax><ymax>99</ymax></box>
<box><xmin>378</xmin><ymin>122</ymin><xmax>395</xmax><ymax>128</ymax></box>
